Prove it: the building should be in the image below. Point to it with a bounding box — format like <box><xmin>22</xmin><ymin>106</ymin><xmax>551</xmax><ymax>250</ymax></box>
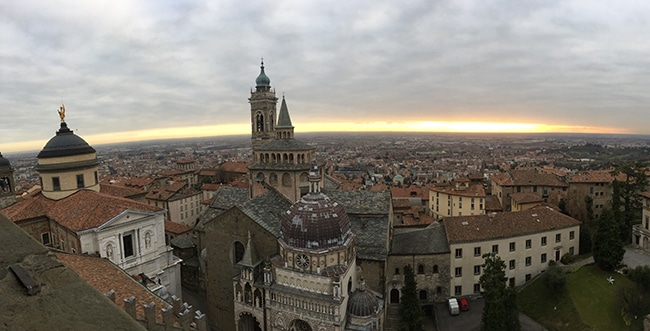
<box><xmin>490</xmin><ymin>168</ymin><xmax>567</xmax><ymax>211</ymax></box>
<box><xmin>0</xmin><ymin>108</ymin><xmax>182</xmax><ymax>300</ymax></box>
<box><xmin>565</xmin><ymin>169</ymin><xmax>614</xmax><ymax>222</ymax></box>
<box><xmin>197</xmin><ymin>63</ymin><xmax>390</xmax><ymax>331</ymax></box>
<box><xmin>145</xmin><ymin>179</ymin><xmax>204</xmax><ymax>226</ymax></box>
<box><xmin>443</xmin><ymin>206</ymin><xmax>580</xmax><ymax>297</ymax></box>
<box><xmin>429</xmin><ymin>177</ymin><xmax>486</xmax><ymax>220</ymax></box>
<box><xmin>633</xmin><ymin>191</ymin><xmax>650</xmax><ymax>251</ymax></box>
<box><xmin>386</xmin><ymin>223</ymin><xmax>450</xmax><ymax>321</ymax></box>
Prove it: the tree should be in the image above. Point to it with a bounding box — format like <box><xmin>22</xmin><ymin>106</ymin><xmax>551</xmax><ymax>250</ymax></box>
<box><xmin>542</xmin><ymin>263</ymin><xmax>566</xmax><ymax>293</ymax></box>
<box><xmin>398</xmin><ymin>265</ymin><xmax>423</xmax><ymax>331</ymax></box>
<box><xmin>593</xmin><ymin>209</ymin><xmax>625</xmax><ymax>271</ymax></box>
<box><xmin>579</xmin><ymin>224</ymin><xmax>592</xmax><ymax>254</ymax></box>
<box><xmin>479</xmin><ymin>253</ymin><xmax>520</xmax><ymax>331</ymax></box>
<box><xmin>611</xmin><ymin>161</ymin><xmax>648</xmax><ymax>243</ymax></box>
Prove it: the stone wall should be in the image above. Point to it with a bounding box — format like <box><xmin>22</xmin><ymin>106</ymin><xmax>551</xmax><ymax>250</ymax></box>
<box><xmin>203</xmin><ymin>207</ymin><xmax>279</xmax><ymax>331</ymax></box>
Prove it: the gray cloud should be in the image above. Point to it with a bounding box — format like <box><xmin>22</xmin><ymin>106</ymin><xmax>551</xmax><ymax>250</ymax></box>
<box><xmin>1</xmin><ymin>0</ymin><xmax>649</xmax><ymax>151</ymax></box>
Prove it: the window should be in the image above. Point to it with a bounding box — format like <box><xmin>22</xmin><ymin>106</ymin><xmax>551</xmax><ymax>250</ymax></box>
<box><xmin>541</xmin><ymin>236</ymin><xmax>547</xmax><ymax>246</ymax></box>
<box><xmin>492</xmin><ymin>244</ymin><xmax>499</xmax><ymax>254</ymax></box>
<box><xmin>417</xmin><ymin>264</ymin><xmax>425</xmax><ymax>274</ymax></box>
<box><xmin>234</xmin><ymin>241</ymin><xmax>245</xmax><ymax>264</ymax></box>
<box><xmin>570</xmin><ymin>231</ymin><xmax>575</xmax><ymax>240</ymax></box>
<box><xmin>541</xmin><ymin>253</ymin><xmax>547</xmax><ymax>263</ymax></box>
<box><xmin>76</xmin><ymin>174</ymin><xmax>84</xmax><ymax>188</ymax></box>
<box><xmin>419</xmin><ymin>290</ymin><xmax>427</xmax><ymax>300</ymax></box>
<box><xmin>525</xmin><ymin>257</ymin><xmax>531</xmax><ymax>266</ymax></box>
<box><xmin>525</xmin><ymin>274</ymin><xmax>531</xmax><ymax>281</ymax></box>
<box><xmin>474</xmin><ymin>265</ymin><xmax>481</xmax><ymax>275</ymax></box>
<box><xmin>52</xmin><ymin>177</ymin><xmax>61</xmax><ymax>191</ymax></box>
<box><xmin>526</xmin><ymin>239</ymin><xmax>532</xmax><ymax>249</ymax></box>
<box><xmin>471</xmin><ymin>203</ymin><xmax>475</xmax><ymax>210</ymax></box>
<box><xmin>474</xmin><ymin>246</ymin><xmax>481</xmax><ymax>257</ymax></box>
<box><xmin>454</xmin><ymin>286</ymin><xmax>462</xmax><ymax>296</ymax></box>
<box><xmin>433</xmin><ymin>265</ymin><xmax>439</xmax><ymax>274</ymax></box>
<box><xmin>473</xmin><ymin>283</ymin><xmax>481</xmax><ymax>293</ymax></box>
<box><xmin>509</xmin><ymin>260</ymin><xmax>515</xmax><ymax>269</ymax></box>
<box><xmin>122</xmin><ymin>233</ymin><xmax>135</xmax><ymax>258</ymax></box>
<box><xmin>455</xmin><ymin>248</ymin><xmax>463</xmax><ymax>258</ymax></box>
<box><xmin>395</xmin><ymin>268</ymin><xmax>400</xmax><ymax>275</ymax></box>
<box><xmin>569</xmin><ymin>247</ymin><xmax>574</xmax><ymax>255</ymax></box>
<box><xmin>455</xmin><ymin>267</ymin><xmax>462</xmax><ymax>277</ymax></box>
<box><xmin>436</xmin><ymin>286</ymin><xmax>442</xmax><ymax>295</ymax></box>
<box><xmin>509</xmin><ymin>242</ymin><xmax>515</xmax><ymax>252</ymax></box>
<box><xmin>41</xmin><ymin>233</ymin><xmax>50</xmax><ymax>245</ymax></box>
<box><xmin>556</xmin><ymin>233</ymin><xmax>561</xmax><ymax>242</ymax></box>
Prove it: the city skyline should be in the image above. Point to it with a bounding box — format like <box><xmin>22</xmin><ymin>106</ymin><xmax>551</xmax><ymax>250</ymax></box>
<box><xmin>2</xmin><ymin>0</ymin><xmax>650</xmax><ymax>153</ymax></box>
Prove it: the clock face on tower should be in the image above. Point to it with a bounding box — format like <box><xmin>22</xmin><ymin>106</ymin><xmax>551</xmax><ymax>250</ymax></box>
<box><xmin>295</xmin><ymin>254</ymin><xmax>310</xmax><ymax>269</ymax></box>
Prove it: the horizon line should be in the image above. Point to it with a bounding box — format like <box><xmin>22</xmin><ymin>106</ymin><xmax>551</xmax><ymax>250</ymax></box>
<box><xmin>1</xmin><ymin>121</ymin><xmax>644</xmax><ymax>154</ymax></box>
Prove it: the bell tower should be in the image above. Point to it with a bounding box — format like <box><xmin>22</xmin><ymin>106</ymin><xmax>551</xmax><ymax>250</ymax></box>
<box><xmin>249</xmin><ymin>60</ymin><xmax>278</xmax><ymax>150</ymax></box>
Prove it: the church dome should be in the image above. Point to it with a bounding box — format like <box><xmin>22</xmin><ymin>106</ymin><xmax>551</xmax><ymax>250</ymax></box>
<box><xmin>255</xmin><ymin>62</ymin><xmax>271</xmax><ymax>87</ymax></box>
<box><xmin>347</xmin><ymin>284</ymin><xmax>380</xmax><ymax>317</ymax></box>
<box><xmin>281</xmin><ymin>192</ymin><xmax>351</xmax><ymax>249</ymax></box>
<box><xmin>0</xmin><ymin>153</ymin><xmax>10</xmax><ymax>168</ymax></box>
<box><xmin>37</xmin><ymin>122</ymin><xmax>96</xmax><ymax>159</ymax></box>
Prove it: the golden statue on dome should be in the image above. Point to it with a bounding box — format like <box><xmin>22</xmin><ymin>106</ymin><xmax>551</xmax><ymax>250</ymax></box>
<box><xmin>58</xmin><ymin>104</ymin><xmax>66</xmax><ymax>122</ymax></box>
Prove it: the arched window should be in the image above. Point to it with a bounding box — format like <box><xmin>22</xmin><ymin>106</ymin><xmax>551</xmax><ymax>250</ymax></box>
<box><xmin>390</xmin><ymin>289</ymin><xmax>400</xmax><ymax>304</ymax></box>
<box><xmin>433</xmin><ymin>264</ymin><xmax>439</xmax><ymax>274</ymax></box>
<box><xmin>256</xmin><ymin>113</ymin><xmax>264</xmax><ymax>132</ymax></box>
<box><xmin>417</xmin><ymin>264</ymin><xmax>425</xmax><ymax>274</ymax></box>
<box><xmin>288</xmin><ymin>319</ymin><xmax>312</xmax><ymax>331</ymax></box>
<box><xmin>269</xmin><ymin>173</ymin><xmax>278</xmax><ymax>185</ymax></box>
<box><xmin>282</xmin><ymin>173</ymin><xmax>292</xmax><ymax>187</ymax></box>
<box><xmin>234</xmin><ymin>241</ymin><xmax>245</xmax><ymax>264</ymax></box>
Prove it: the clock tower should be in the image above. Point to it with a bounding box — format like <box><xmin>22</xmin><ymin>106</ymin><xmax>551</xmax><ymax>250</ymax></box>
<box><xmin>249</xmin><ymin>60</ymin><xmax>278</xmax><ymax>150</ymax></box>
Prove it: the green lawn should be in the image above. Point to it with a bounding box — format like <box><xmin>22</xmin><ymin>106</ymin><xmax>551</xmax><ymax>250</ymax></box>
<box><xmin>519</xmin><ymin>264</ymin><xmax>646</xmax><ymax>331</ymax></box>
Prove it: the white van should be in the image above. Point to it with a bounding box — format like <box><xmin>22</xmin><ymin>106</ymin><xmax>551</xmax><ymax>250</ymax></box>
<box><xmin>448</xmin><ymin>298</ymin><xmax>460</xmax><ymax>316</ymax></box>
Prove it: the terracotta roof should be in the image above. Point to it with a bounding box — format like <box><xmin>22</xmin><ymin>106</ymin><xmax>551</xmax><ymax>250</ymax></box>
<box><xmin>2</xmin><ymin>190</ymin><xmax>162</xmax><ymax>232</ymax></box>
<box><xmin>54</xmin><ymin>253</ymin><xmax>168</xmax><ymax>323</ymax></box>
<box><xmin>484</xmin><ymin>195</ymin><xmax>503</xmax><ymax>212</ymax></box>
<box><xmin>100</xmin><ymin>183</ymin><xmax>145</xmax><ymax>198</ymax></box>
<box><xmin>429</xmin><ymin>182</ymin><xmax>486</xmax><ymax>198</ymax></box>
<box><xmin>390</xmin><ymin>186</ymin><xmax>429</xmax><ymax>200</ymax></box>
<box><xmin>511</xmin><ymin>192</ymin><xmax>543</xmax><ymax>204</ymax></box>
<box><xmin>219</xmin><ymin>161</ymin><xmax>248</xmax><ymax>174</ymax></box>
<box><xmin>165</xmin><ymin>220</ymin><xmax>193</xmax><ymax>235</ymax></box>
<box><xmin>201</xmin><ymin>183</ymin><xmax>222</xmax><ymax>191</ymax></box>
<box><xmin>443</xmin><ymin>205</ymin><xmax>580</xmax><ymax>244</ymax></box>
<box><xmin>145</xmin><ymin>182</ymin><xmax>187</xmax><ymax>201</ymax></box>
<box><xmin>491</xmin><ymin>168</ymin><xmax>567</xmax><ymax>187</ymax></box>
<box><xmin>640</xmin><ymin>191</ymin><xmax>650</xmax><ymax>199</ymax></box>
<box><xmin>567</xmin><ymin>170</ymin><xmax>614</xmax><ymax>183</ymax></box>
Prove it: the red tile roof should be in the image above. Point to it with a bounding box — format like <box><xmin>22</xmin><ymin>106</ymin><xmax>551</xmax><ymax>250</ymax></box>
<box><xmin>429</xmin><ymin>183</ymin><xmax>485</xmax><ymax>198</ymax></box>
<box><xmin>511</xmin><ymin>192</ymin><xmax>543</xmax><ymax>204</ymax></box>
<box><xmin>54</xmin><ymin>253</ymin><xmax>168</xmax><ymax>323</ymax></box>
<box><xmin>165</xmin><ymin>220</ymin><xmax>193</xmax><ymax>235</ymax></box>
<box><xmin>443</xmin><ymin>205</ymin><xmax>580</xmax><ymax>243</ymax></box>
<box><xmin>100</xmin><ymin>183</ymin><xmax>145</xmax><ymax>198</ymax></box>
<box><xmin>1</xmin><ymin>190</ymin><xmax>162</xmax><ymax>232</ymax></box>
<box><xmin>640</xmin><ymin>191</ymin><xmax>650</xmax><ymax>199</ymax></box>
<box><xmin>567</xmin><ymin>170</ymin><xmax>614</xmax><ymax>183</ymax></box>
<box><xmin>390</xmin><ymin>186</ymin><xmax>430</xmax><ymax>200</ymax></box>
<box><xmin>219</xmin><ymin>161</ymin><xmax>249</xmax><ymax>174</ymax></box>
<box><xmin>491</xmin><ymin>168</ymin><xmax>567</xmax><ymax>187</ymax></box>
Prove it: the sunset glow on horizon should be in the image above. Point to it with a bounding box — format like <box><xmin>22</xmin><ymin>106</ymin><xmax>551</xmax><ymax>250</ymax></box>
<box><xmin>0</xmin><ymin>121</ymin><xmax>633</xmax><ymax>154</ymax></box>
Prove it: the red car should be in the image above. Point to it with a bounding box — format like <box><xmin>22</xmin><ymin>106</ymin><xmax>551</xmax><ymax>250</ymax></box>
<box><xmin>459</xmin><ymin>297</ymin><xmax>470</xmax><ymax>311</ymax></box>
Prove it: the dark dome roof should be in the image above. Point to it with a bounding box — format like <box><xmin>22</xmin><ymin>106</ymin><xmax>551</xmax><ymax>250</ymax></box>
<box><xmin>37</xmin><ymin>122</ymin><xmax>96</xmax><ymax>159</ymax></box>
<box><xmin>255</xmin><ymin>62</ymin><xmax>271</xmax><ymax>87</ymax></box>
<box><xmin>281</xmin><ymin>192</ymin><xmax>351</xmax><ymax>249</ymax></box>
<box><xmin>347</xmin><ymin>286</ymin><xmax>380</xmax><ymax>317</ymax></box>
<box><xmin>0</xmin><ymin>153</ymin><xmax>10</xmax><ymax>168</ymax></box>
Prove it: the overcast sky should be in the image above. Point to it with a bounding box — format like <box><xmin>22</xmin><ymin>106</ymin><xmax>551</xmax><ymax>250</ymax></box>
<box><xmin>1</xmin><ymin>0</ymin><xmax>649</xmax><ymax>153</ymax></box>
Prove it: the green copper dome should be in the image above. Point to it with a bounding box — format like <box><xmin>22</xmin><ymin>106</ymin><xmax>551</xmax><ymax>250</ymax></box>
<box><xmin>255</xmin><ymin>61</ymin><xmax>271</xmax><ymax>87</ymax></box>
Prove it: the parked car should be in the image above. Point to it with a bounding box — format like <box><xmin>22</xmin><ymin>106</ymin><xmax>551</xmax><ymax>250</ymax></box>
<box><xmin>448</xmin><ymin>298</ymin><xmax>460</xmax><ymax>316</ymax></box>
<box><xmin>459</xmin><ymin>297</ymin><xmax>469</xmax><ymax>311</ymax></box>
